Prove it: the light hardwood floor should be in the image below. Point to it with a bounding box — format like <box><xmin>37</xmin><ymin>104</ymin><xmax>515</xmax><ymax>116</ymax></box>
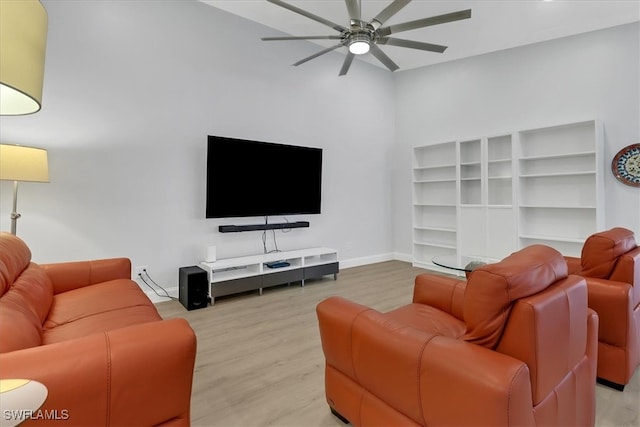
<box><xmin>156</xmin><ymin>261</ymin><xmax>639</xmax><ymax>427</ymax></box>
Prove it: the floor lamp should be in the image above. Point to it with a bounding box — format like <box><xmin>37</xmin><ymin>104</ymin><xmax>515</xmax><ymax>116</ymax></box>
<box><xmin>0</xmin><ymin>1</ymin><xmax>49</xmax><ymax>235</ymax></box>
<box><xmin>0</xmin><ymin>144</ymin><xmax>49</xmax><ymax>235</ymax></box>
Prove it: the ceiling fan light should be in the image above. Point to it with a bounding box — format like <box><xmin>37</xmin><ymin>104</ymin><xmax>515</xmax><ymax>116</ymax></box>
<box><xmin>349</xmin><ymin>40</ymin><xmax>370</xmax><ymax>55</ymax></box>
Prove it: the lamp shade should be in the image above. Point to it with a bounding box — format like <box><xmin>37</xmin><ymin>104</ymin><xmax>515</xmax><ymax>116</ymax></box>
<box><xmin>0</xmin><ymin>0</ymin><xmax>48</xmax><ymax>115</ymax></box>
<box><xmin>0</xmin><ymin>144</ymin><xmax>49</xmax><ymax>182</ymax></box>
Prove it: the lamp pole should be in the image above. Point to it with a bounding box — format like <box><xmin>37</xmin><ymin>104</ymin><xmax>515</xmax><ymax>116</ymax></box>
<box><xmin>10</xmin><ymin>181</ymin><xmax>21</xmax><ymax>235</ymax></box>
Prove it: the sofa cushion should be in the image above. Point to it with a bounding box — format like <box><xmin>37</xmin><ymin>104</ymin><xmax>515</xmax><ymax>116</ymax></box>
<box><xmin>41</xmin><ymin>258</ymin><xmax>132</xmax><ymax>295</ymax></box>
<box><xmin>42</xmin><ymin>305</ymin><xmax>162</xmax><ymax>345</ymax></box>
<box><xmin>0</xmin><ymin>263</ymin><xmax>52</xmax><ymax>353</ymax></box>
<box><xmin>0</xmin><ymin>261</ymin><xmax>9</xmax><ymax>298</ymax></box>
<box><xmin>42</xmin><ymin>279</ymin><xmax>161</xmax><ymax>344</ymax></box>
<box><xmin>0</xmin><ymin>232</ymin><xmax>32</xmax><ymax>296</ymax></box>
<box><xmin>0</xmin><ymin>298</ymin><xmax>43</xmax><ymax>353</ymax></box>
<box><xmin>580</xmin><ymin>227</ymin><xmax>637</xmax><ymax>279</ymax></box>
<box><xmin>10</xmin><ymin>263</ymin><xmax>53</xmax><ymax>323</ymax></box>
<box><xmin>463</xmin><ymin>245</ymin><xmax>568</xmax><ymax>349</ymax></box>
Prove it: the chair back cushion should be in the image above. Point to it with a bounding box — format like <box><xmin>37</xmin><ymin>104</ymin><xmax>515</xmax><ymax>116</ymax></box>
<box><xmin>610</xmin><ymin>246</ymin><xmax>640</xmax><ymax>313</ymax></box>
<box><xmin>580</xmin><ymin>227</ymin><xmax>637</xmax><ymax>279</ymax></box>
<box><xmin>463</xmin><ymin>245</ymin><xmax>568</xmax><ymax>348</ymax></box>
<box><xmin>496</xmin><ymin>275</ymin><xmax>590</xmax><ymax>406</ymax></box>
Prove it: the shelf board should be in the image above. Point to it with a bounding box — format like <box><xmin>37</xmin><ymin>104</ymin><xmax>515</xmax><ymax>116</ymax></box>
<box><xmin>413</xmin><ymin>178</ymin><xmax>456</xmax><ymax>184</ymax></box>
<box><xmin>488</xmin><ymin>158</ymin><xmax>512</xmax><ymax>164</ymax></box>
<box><xmin>414</xmin><ymin>226</ymin><xmax>456</xmax><ymax>233</ymax></box>
<box><xmin>519</xmin><ymin>151</ymin><xmax>596</xmax><ymax>161</ymax></box>
<box><xmin>519</xmin><ymin>205</ymin><xmax>596</xmax><ymax>209</ymax></box>
<box><xmin>519</xmin><ymin>234</ymin><xmax>585</xmax><ymax>243</ymax></box>
<box><xmin>413</xmin><ymin>241</ymin><xmax>457</xmax><ymax>249</ymax></box>
<box><xmin>488</xmin><ymin>175</ymin><xmax>512</xmax><ymax>180</ymax></box>
<box><xmin>413</xmin><ymin>164</ymin><xmax>456</xmax><ymax>170</ymax></box>
<box><xmin>519</xmin><ymin>171</ymin><xmax>595</xmax><ymax>178</ymax></box>
<box><xmin>414</xmin><ymin>203</ymin><xmax>457</xmax><ymax>207</ymax></box>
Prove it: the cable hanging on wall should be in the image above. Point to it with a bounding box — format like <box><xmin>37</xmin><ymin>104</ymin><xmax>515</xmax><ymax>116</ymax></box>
<box><xmin>137</xmin><ymin>268</ymin><xmax>178</xmax><ymax>301</ymax></box>
<box><xmin>261</xmin><ymin>216</ymin><xmax>293</xmax><ymax>254</ymax></box>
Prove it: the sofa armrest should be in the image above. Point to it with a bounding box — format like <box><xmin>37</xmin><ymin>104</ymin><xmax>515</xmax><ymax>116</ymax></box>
<box><xmin>585</xmin><ymin>277</ymin><xmax>632</xmax><ymax>347</ymax></box>
<box><xmin>0</xmin><ymin>318</ymin><xmax>196</xmax><ymax>426</ymax></box>
<box><xmin>317</xmin><ymin>296</ymin><xmax>534</xmax><ymax>426</ymax></box>
<box><xmin>41</xmin><ymin>258</ymin><xmax>132</xmax><ymax>294</ymax></box>
<box><xmin>420</xmin><ymin>336</ymin><xmax>535</xmax><ymax>426</ymax></box>
<box><xmin>316</xmin><ymin>296</ymin><xmax>372</xmax><ymax>380</ymax></box>
<box><xmin>413</xmin><ymin>273</ymin><xmax>465</xmax><ymax>320</ymax></box>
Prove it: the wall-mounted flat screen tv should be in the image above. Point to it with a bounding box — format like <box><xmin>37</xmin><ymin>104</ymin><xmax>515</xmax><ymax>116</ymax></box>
<box><xmin>206</xmin><ymin>136</ymin><xmax>323</xmax><ymax>218</ymax></box>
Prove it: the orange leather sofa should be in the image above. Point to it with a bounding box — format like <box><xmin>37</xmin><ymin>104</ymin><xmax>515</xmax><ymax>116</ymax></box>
<box><xmin>565</xmin><ymin>227</ymin><xmax>640</xmax><ymax>390</ymax></box>
<box><xmin>317</xmin><ymin>245</ymin><xmax>598</xmax><ymax>426</ymax></box>
<box><xmin>0</xmin><ymin>232</ymin><xmax>197</xmax><ymax>426</ymax></box>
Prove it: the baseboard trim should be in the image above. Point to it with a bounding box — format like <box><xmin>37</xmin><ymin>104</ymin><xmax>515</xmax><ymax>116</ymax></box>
<box><xmin>139</xmin><ymin>282</ymin><xmax>178</xmax><ymax>304</ymax></box>
<box><xmin>339</xmin><ymin>251</ymin><xmax>413</xmax><ymax>269</ymax></box>
<box><xmin>339</xmin><ymin>252</ymin><xmax>394</xmax><ymax>269</ymax></box>
<box><xmin>392</xmin><ymin>251</ymin><xmax>413</xmax><ymax>263</ymax></box>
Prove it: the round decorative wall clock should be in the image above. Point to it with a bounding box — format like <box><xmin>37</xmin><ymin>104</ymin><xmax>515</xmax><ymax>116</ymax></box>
<box><xmin>611</xmin><ymin>143</ymin><xmax>640</xmax><ymax>187</ymax></box>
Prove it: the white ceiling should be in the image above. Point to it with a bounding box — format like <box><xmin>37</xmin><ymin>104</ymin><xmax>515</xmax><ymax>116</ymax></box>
<box><xmin>201</xmin><ymin>0</ymin><xmax>640</xmax><ymax>72</ymax></box>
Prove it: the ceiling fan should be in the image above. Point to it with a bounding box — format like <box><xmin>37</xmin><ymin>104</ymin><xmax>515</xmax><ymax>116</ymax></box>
<box><xmin>261</xmin><ymin>0</ymin><xmax>471</xmax><ymax>76</ymax></box>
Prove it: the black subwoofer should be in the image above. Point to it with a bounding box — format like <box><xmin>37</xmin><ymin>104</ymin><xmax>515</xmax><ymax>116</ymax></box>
<box><xmin>178</xmin><ymin>266</ymin><xmax>208</xmax><ymax>311</ymax></box>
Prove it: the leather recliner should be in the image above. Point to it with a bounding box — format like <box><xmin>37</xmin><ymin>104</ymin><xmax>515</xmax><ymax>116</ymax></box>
<box><xmin>564</xmin><ymin>227</ymin><xmax>640</xmax><ymax>390</ymax></box>
<box><xmin>317</xmin><ymin>245</ymin><xmax>598</xmax><ymax>426</ymax></box>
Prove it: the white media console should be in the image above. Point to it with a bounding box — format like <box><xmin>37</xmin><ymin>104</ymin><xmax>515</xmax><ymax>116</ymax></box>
<box><xmin>199</xmin><ymin>247</ymin><xmax>339</xmax><ymax>304</ymax></box>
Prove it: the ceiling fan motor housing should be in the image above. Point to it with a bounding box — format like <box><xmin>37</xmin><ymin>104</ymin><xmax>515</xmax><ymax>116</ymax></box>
<box><xmin>344</xmin><ymin>21</ymin><xmax>377</xmax><ymax>54</ymax></box>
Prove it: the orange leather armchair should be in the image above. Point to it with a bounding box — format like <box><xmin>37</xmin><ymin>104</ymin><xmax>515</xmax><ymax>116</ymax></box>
<box><xmin>317</xmin><ymin>245</ymin><xmax>598</xmax><ymax>426</ymax></box>
<box><xmin>565</xmin><ymin>227</ymin><xmax>640</xmax><ymax>390</ymax></box>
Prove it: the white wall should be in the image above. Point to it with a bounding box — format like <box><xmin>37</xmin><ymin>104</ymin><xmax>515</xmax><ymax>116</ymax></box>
<box><xmin>392</xmin><ymin>22</ymin><xmax>640</xmax><ymax>259</ymax></box>
<box><xmin>2</xmin><ymin>2</ymin><xmax>638</xmax><ymax>296</ymax></box>
<box><xmin>0</xmin><ymin>0</ymin><xmax>396</xmax><ymax>293</ymax></box>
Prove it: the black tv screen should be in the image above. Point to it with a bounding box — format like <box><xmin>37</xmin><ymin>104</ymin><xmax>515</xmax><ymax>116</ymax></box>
<box><xmin>206</xmin><ymin>136</ymin><xmax>323</xmax><ymax>218</ymax></box>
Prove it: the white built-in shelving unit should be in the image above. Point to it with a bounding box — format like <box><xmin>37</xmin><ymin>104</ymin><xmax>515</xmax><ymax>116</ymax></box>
<box><xmin>412</xmin><ymin>142</ymin><xmax>458</xmax><ymax>269</ymax></box>
<box><xmin>517</xmin><ymin>120</ymin><xmax>604</xmax><ymax>256</ymax></box>
<box><xmin>412</xmin><ymin>119</ymin><xmax>604</xmax><ymax>271</ymax></box>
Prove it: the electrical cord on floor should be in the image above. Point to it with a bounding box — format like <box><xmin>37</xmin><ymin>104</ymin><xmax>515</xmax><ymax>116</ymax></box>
<box><xmin>138</xmin><ymin>269</ymin><xmax>178</xmax><ymax>301</ymax></box>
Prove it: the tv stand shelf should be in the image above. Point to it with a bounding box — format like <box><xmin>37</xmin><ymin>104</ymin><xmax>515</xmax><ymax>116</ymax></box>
<box><xmin>199</xmin><ymin>247</ymin><xmax>339</xmax><ymax>305</ymax></box>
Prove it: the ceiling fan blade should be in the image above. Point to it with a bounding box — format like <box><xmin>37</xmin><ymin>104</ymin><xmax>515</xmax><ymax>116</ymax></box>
<box><xmin>369</xmin><ymin>44</ymin><xmax>399</xmax><ymax>72</ymax></box>
<box><xmin>370</xmin><ymin>0</ymin><xmax>411</xmax><ymax>29</ymax></box>
<box><xmin>293</xmin><ymin>44</ymin><xmax>343</xmax><ymax>67</ymax></box>
<box><xmin>378</xmin><ymin>37</ymin><xmax>447</xmax><ymax>53</ymax></box>
<box><xmin>262</xmin><ymin>35</ymin><xmax>343</xmax><ymax>41</ymax></box>
<box><xmin>339</xmin><ymin>52</ymin><xmax>355</xmax><ymax>76</ymax></box>
<box><xmin>345</xmin><ymin>0</ymin><xmax>361</xmax><ymax>22</ymax></box>
<box><xmin>377</xmin><ymin>9</ymin><xmax>471</xmax><ymax>37</ymax></box>
<box><xmin>267</xmin><ymin>0</ymin><xmax>347</xmax><ymax>33</ymax></box>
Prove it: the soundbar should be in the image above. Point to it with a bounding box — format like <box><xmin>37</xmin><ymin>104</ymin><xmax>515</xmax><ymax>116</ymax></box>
<box><xmin>219</xmin><ymin>221</ymin><xmax>310</xmax><ymax>233</ymax></box>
